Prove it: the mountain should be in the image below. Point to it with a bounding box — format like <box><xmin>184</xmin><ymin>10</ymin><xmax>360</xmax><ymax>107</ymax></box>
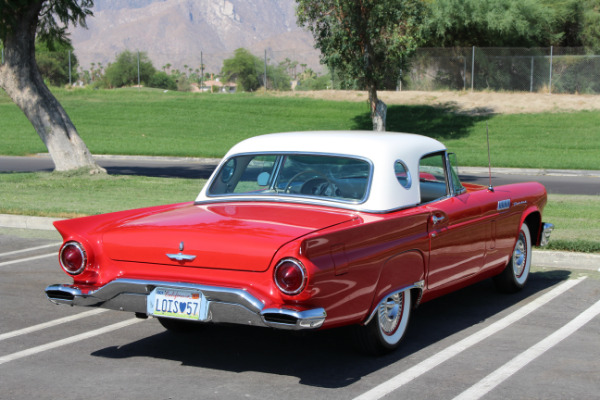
<box><xmin>69</xmin><ymin>0</ymin><xmax>322</xmax><ymax>74</ymax></box>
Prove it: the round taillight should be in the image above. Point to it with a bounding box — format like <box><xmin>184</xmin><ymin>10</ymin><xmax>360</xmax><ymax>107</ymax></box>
<box><xmin>274</xmin><ymin>258</ymin><xmax>307</xmax><ymax>295</ymax></box>
<box><xmin>59</xmin><ymin>242</ymin><xmax>87</xmax><ymax>275</ymax></box>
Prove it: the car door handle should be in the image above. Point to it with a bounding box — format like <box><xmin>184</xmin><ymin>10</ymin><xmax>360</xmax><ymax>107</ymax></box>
<box><xmin>432</xmin><ymin>215</ymin><xmax>446</xmax><ymax>225</ymax></box>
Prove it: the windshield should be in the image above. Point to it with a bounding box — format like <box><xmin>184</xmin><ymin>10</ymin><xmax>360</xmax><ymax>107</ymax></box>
<box><xmin>208</xmin><ymin>154</ymin><xmax>372</xmax><ymax>203</ymax></box>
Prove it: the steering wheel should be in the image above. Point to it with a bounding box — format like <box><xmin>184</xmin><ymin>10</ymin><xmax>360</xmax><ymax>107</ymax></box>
<box><xmin>301</xmin><ymin>177</ymin><xmax>341</xmax><ymax>197</ymax></box>
<box><xmin>285</xmin><ymin>170</ymin><xmax>335</xmax><ymax>194</ymax></box>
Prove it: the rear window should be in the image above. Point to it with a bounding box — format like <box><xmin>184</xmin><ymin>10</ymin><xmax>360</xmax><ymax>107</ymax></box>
<box><xmin>208</xmin><ymin>153</ymin><xmax>372</xmax><ymax>203</ymax></box>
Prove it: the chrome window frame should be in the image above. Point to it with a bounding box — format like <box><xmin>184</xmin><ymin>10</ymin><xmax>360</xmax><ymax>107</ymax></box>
<box><xmin>417</xmin><ymin>151</ymin><xmax>451</xmax><ymax>204</ymax></box>
<box><xmin>446</xmin><ymin>152</ymin><xmax>466</xmax><ymax>196</ymax></box>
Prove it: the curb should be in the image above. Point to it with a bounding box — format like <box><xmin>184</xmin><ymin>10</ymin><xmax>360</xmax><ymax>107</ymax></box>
<box><xmin>35</xmin><ymin>153</ymin><xmax>223</xmax><ymax>165</ymax></box>
<box><xmin>533</xmin><ymin>250</ymin><xmax>600</xmax><ymax>272</ymax></box>
<box><xmin>1</xmin><ymin>213</ymin><xmax>597</xmax><ymax>271</ymax></box>
<box><xmin>0</xmin><ymin>214</ymin><xmax>61</xmax><ymax>231</ymax></box>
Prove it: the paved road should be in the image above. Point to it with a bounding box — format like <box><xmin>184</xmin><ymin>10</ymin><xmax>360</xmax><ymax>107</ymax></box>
<box><xmin>1</xmin><ymin>230</ymin><xmax>599</xmax><ymax>400</ymax></box>
<box><xmin>1</xmin><ymin>155</ymin><xmax>599</xmax><ymax>195</ymax></box>
<box><xmin>0</xmin><ymin>155</ymin><xmax>219</xmax><ymax>180</ymax></box>
<box><xmin>459</xmin><ymin>170</ymin><xmax>600</xmax><ymax>196</ymax></box>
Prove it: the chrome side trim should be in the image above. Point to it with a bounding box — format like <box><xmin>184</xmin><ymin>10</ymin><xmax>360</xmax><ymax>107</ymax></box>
<box><xmin>497</xmin><ymin>199</ymin><xmax>511</xmax><ymax>211</ymax></box>
<box><xmin>45</xmin><ymin>278</ymin><xmax>326</xmax><ymax>331</ymax></box>
<box><xmin>539</xmin><ymin>222</ymin><xmax>554</xmax><ymax>247</ymax></box>
<box><xmin>363</xmin><ymin>281</ymin><xmax>424</xmax><ymax>326</ymax></box>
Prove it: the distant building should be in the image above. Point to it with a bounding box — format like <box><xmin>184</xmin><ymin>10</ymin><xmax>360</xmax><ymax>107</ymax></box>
<box><xmin>200</xmin><ymin>78</ymin><xmax>237</xmax><ymax>93</ymax></box>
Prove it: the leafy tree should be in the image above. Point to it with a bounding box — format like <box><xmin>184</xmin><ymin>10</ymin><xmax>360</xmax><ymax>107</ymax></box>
<box><xmin>581</xmin><ymin>0</ymin><xmax>600</xmax><ymax>50</ymax></box>
<box><xmin>544</xmin><ymin>0</ymin><xmax>600</xmax><ymax>51</ymax></box>
<box><xmin>422</xmin><ymin>0</ymin><xmax>561</xmax><ymax>47</ymax></box>
<box><xmin>544</xmin><ymin>0</ymin><xmax>584</xmax><ymax>47</ymax></box>
<box><xmin>296</xmin><ymin>0</ymin><xmax>425</xmax><ymax>131</ymax></box>
<box><xmin>148</xmin><ymin>71</ymin><xmax>177</xmax><ymax>90</ymax></box>
<box><xmin>0</xmin><ymin>0</ymin><xmax>104</xmax><ymax>173</ymax></box>
<box><xmin>221</xmin><ymin>48</ymin><xmax>264</xmax><ymax>91</ymax></box>
<box><xmin>35</xmin><ymin>39</ymin><xmax>78</xmax><ymax>86</ymax></box>
<box><xmin>176</xmin><ymin>74</ymin><xmax>192</xmax><ymax>92</ymax></box>
<box><xmin>296</xmin><ymin>70</ymin><xmax>331</xmax><ymax>91</ymax></box>
<box><xmin>104</xmin><ymin>50</ymin><xmax>156</xmax><ymax>88</ymax></box>
<box><xmin>266</xmin><ymin>64</ymin><xmax>291</xmax><ymax>91</ymax></box>
<box><xmin>581</xmin><ymin>0</ymin><xmax>600</xmax><ymax>51</ymax></box>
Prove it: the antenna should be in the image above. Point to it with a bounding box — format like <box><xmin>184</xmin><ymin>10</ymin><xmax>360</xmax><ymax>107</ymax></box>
<box><xmin>486</xmin><ymin>122</ymin><xmax>494</xmax><ymax>192</ymax></box>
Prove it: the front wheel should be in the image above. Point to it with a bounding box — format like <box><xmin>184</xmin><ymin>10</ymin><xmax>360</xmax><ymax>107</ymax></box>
<box><xmin>494</xmin><ymin>223</ymin><xmax>532</xmax><ymax>293</ymax></box>
<box><xmin>353</xmin><ymin>289</ymin><xmax>412</xmax><ymax>355</ymax></box>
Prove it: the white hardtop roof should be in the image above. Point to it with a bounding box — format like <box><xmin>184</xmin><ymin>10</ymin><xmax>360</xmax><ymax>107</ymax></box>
<box><xmin>223</xmin><ymin>131</ymin><xmax>445</xmax><ymax>160</ymax></box>
<box><xmin>197</xmin><ymin>131</ymin><xmax>447</xmax><ymax>212</ymax></box>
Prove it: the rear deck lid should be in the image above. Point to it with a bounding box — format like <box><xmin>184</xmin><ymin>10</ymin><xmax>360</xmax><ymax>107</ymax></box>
<box><xmin>103</xmin><ymin>203</ymin><xmax>356</xmax><ymax>272</ymax></box>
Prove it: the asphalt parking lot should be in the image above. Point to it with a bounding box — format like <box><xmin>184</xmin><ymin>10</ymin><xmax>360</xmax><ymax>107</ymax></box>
<box><xmin>1</xmin><ymin>228</ymin><xmax>599</xmax><ymax>400</ymax></box>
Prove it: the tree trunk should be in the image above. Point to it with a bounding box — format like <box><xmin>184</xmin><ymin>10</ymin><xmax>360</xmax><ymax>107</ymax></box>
<box><xmin>0</xmin><ymin>4</ymin><xmax>105</xmax><ymax>173</ymax></box>
<box><xmin>367</xmin><ymin>84</ymin><xmax>387</xmax><ymax>132</ymax></box>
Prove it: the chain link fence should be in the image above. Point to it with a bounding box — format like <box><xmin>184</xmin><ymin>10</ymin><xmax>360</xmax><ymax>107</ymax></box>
<box><xmin>406</xmin><ymin>47</ymin><xmax>600</xmax><ymax>94</ymax></box>
<box><xmin>3</xmin><ymin>45</ymin><xmax>599</xmax><ymax>94</ymax></box>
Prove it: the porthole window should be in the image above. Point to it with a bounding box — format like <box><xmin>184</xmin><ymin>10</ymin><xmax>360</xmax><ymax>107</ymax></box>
<box><xmin>394</xmin><ymin>160</ymin><xmax>412</xmax><ymax>189</ymax></box>
<box><xmin>220</xmin><ymin>158</ymin><xmax>236</xmax><ymax>183</ymax></box>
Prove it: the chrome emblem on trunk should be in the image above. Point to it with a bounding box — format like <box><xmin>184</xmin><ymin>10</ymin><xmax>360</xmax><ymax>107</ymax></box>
<box><xmin>166</xmin><ymin>241</ymin><xmax>196</xmax><ymax>262</ymax></box>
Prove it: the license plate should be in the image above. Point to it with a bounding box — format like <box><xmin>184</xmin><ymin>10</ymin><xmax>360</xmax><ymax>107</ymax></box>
<box><xmin>147</xmin><ymin>288</ymin><xmax>205</xmax><ymax>320</ymax></box>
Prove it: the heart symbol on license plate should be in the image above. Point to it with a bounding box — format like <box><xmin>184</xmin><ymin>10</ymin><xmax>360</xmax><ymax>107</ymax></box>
<box><xmin>179</xmin><ymin>302</ymin><xmax>186</xmax><ymax>313</ymax></box>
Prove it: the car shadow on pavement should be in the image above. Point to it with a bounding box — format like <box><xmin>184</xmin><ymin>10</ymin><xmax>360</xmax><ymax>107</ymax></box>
<box><xmin>91</xmin><ymin>270</ymin><xmax>571</xmax><ymax>389</ymax></box>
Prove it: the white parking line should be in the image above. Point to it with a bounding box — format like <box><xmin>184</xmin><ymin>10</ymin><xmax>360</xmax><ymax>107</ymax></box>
<box><xmin>353</xmin><ymin>276</ymin><xmax>587</xmax><ymax>400</ymax></box>
<box><xmin>0</xmin><ymin>318</ymin><xmax>143</xmax><ymax>365</ymax></box>
<box><xmin>0</xmin><ymin>243</ymin><xmax>61</xmax><ymax>258</ymax></box>
<box><xmin>0</xmin><ymin>252</ymin><xmax>56</xmax><ymax>267</ymax></box>
<box><xmin>0</xmin><ymin>309</ymin><xmax>108</xmax><ymax>342</ymax></box>
<box><xmin>453</xmin><ymin>297</ymin><xmax>600</xmax><ymax>400</ymax></box>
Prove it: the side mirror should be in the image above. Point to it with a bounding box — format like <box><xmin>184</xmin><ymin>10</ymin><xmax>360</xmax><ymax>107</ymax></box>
<box><xmin>257</xmin><ymin>172</ymin><xmax>270</xmax><ymax>186</ymax></box>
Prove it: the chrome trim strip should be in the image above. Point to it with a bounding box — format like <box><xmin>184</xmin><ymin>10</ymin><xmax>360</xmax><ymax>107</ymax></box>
<box><xmin>364</xmin><ymin>281</ymin><xmax>424</xmax><ymax>326</ymax></box>
<box><xmin>45</xmin><ymin>278</ymin><xmax>326</xmax><ymax>331</ymax></box>
<box><xmin>194</xmin><ymin>197</ymin><xmax>418</xmax><ymax>215</ymax></box>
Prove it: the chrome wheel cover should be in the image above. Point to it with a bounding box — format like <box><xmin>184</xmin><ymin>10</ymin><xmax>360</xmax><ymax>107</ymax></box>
<box><xmin>378</xmin><ymin>292</ymin><xmax>404</xmax><ymax>336</ymax></box>
<box><xmin>513</xmin><ymin>232</ymin><xmax>527</xmax><ymax>278</ymax></box>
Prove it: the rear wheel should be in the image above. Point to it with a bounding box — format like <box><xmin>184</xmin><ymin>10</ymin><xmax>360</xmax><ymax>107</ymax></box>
<box><xmin>494</xmin><ymin>223</ymin><xmax>532</xmax><ymax>293</ymax></box>
<box><xmin>353</xmin><ymin>289</ymin><xmax>412</xmax><ymax>355</ymax></box>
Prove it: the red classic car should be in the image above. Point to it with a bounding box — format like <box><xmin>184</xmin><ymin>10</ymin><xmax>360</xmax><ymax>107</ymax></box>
<box><xmin>46</xmin><ymin>131</ymin><xmax>554</xmax><ymax>355</ymax></box>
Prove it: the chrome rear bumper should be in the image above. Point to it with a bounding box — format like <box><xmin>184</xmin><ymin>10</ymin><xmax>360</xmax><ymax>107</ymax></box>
<box><xmin>45</xmin><ymin>278</ymin><xmax>326</xmax><ymax>330</ymax></box>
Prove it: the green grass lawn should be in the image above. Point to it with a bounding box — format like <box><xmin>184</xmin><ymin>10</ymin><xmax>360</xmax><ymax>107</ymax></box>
<box><xmin>1</xmin><ymin>87</ymin><xmax>599</xmax><ymax>169</ymax></box>
<box><xmin>0</xmin><ymin>172</ymin><xmax>597</xmax><ymax>253</ymax></box>
<box><xmin>0</xmin><ymin>171</ymin><xmax>203</xmax><ymax>218</ymax></box>
<box><xmin>544</xmin><ymin>194</ymin><xmax>600</xmax><ymax>253</ymax></box>
<box><xmin>1</xmin><ymin>87</ymin><xmax>598</xmax><ymax>253</ymax></box>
